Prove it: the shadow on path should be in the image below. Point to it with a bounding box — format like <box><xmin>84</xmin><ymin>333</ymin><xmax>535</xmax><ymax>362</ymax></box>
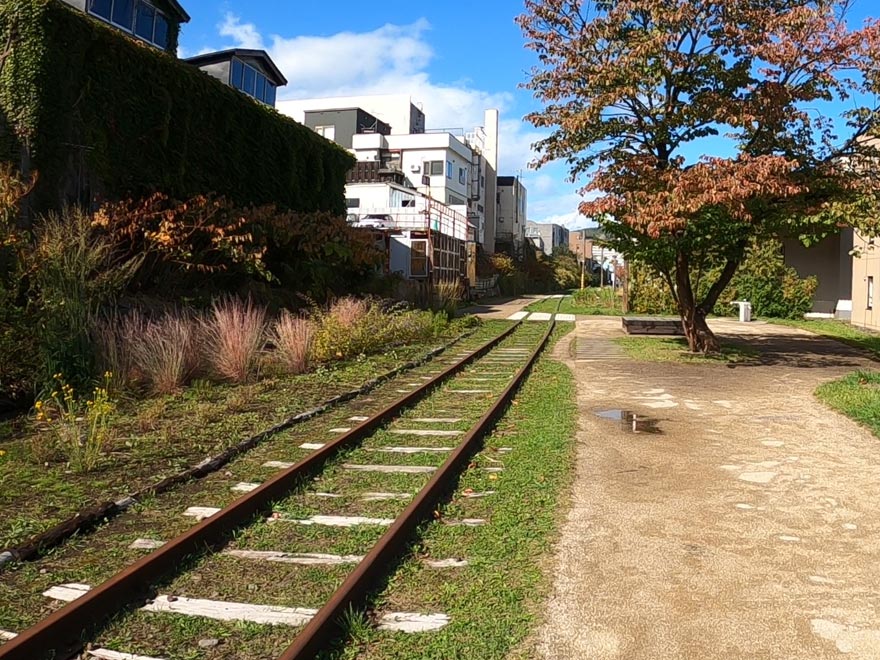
<box><xmin>719</xmin><ymin>332</ymin><xmax>875</xmax><ymax>370</ymax></box>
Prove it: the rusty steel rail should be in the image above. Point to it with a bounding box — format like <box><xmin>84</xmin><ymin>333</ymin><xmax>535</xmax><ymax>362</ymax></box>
<box><xmin>279</xmin><ymin>315</ymin><xmax>557</xmax><ymax>659</ymax></box>
<box><xmin>0</xmin><ymin>325</ymin><xmax>481</xmax><ymax>570</ymax></box>
<box><xmin>0</xmin><ymin>322</ymin><xmax>524</xmax><ymax>660</ymax></box>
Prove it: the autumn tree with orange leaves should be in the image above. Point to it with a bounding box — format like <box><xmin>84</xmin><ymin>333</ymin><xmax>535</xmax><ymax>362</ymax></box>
<box><xmin>519</xmin><ymin>0</ymin><xmax>880</xmax><ymax>352</ymax></box>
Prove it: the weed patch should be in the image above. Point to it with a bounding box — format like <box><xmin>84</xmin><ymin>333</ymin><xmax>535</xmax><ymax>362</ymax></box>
<box><xmin>526</xmin><ymin>290</ymin><xmax>624</xmax><ymax>315</ymax></box>
<box><xmin>816</xmin><ymin>371</ymin><xmax>880</xmax><ymax>436</ymax></box>
<box><xmin>327</xmin><ymin>329</ymin><xmax>577</xmax><ymax>659</ymax></box>
<box><xmin>614</xmin><ymin>336</ymin><xmax>758</xmax><ymax>363</ymax></box>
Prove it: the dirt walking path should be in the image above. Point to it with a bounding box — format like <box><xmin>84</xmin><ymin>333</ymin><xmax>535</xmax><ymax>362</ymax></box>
<box><xmin>535</xmin><ymin>319</ymin><xmax>880</xmax><ymax>659</ymax></box>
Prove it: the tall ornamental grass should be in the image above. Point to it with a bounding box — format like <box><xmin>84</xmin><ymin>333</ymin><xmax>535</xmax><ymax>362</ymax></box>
<box><xmin>202</xmin><ymin>298</ymin><xmax>267</xmax><ymax>383</ymax></box>
<box><xmin>270</xmin><ymin>312</ymin><xmax>315</xmax><ymax>375</ymax></box>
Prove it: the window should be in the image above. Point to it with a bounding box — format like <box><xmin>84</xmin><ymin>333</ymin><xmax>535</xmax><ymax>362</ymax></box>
<box><xmin>426</xmin><ymin>161</ymin><xmax>444</xmax><ymax>176</ymax></box>
<box><xmin>264</xmin><ymin>82</ymin><xmax>276</xmax><ymax>106</ymax></box>
<box><xmin>869</xmin><ymin>276</ymin><xmax>874</xmax><ymax>310</ymax></box>
<box><xmin>231</xmin><ymin>60</ymin><xmax>244</xmax><ymax>89</ymax></box>
<box><xmin>411</xmin><ymin>241</ymin><xmax>428</xmax><ymax>278</ymax></box>
<box><xmin>459</xmin><ymin>167</ymin><xmax>467</xmax><ymax>185</ymax></box>
<box><xmin>134</xmin><ymin>2</ymin><xmax>154</xmax><ymax>40</ymax></box>
<box><xmin>345</xmin><ymin>198</ymin><xmax>360</xmax><ymax>208</ymax></box>
<box><xmin>88</xmin><ymin>0</ymin><xmax>170</xmax><ymax>50</ymax></box>
<box><xmin>314</xmin><ymin>125</ymin><xmax>336</xmax><ymax>141</ymax></box>
<box><xmin>111</xmin><ymin>0</ymin><xmax>133</xmax><ymax>27</ymax></box>
<box><xmin>243</xmin><ymin>65</ymin><xmax>256</xmax><ymax>96</ymax></box>
<box><xmin>402</xmin><ymin>199</ymin><xmax>415</xmax><ymax>207</ymax></box>
<box><xmin>230</xmin><ymin>58</ymin><xmax>278</xmax><ymax>106</ymax></box>
<box><xmin>153</xmin><ymin>13</ymin><xmax>169</xmax><ymax>49</ymax></box>
<box><xmin>446</xmin><ymin>161</ymin><xmax>453</xmax><ymax>179</ymax></box>
<box><xmin>89</xmin><ymin>0</ymin><xmax>112</xmax><ymax>20</ymax></box>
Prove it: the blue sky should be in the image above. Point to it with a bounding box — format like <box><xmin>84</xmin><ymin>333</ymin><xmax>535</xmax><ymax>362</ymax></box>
<box><xmin>176</xmin><ymin>0</ymin><xmax>879</xmax><ymax>229</ymax></box>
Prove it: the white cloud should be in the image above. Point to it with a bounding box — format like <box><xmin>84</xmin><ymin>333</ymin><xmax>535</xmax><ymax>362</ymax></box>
<box><xmin>219</xmin><ymin>13</ymin><xmax>264</xmax><ymax>49</ymax></box>
<box><xmin>209</xmin><ymin>14</ymin><xmax>579</xmax><ymax>220</ymax></box>
<box><xmin>522</xmin><ymin>180</ymin><xmax>601</xmax><ymax>228</ymax></box>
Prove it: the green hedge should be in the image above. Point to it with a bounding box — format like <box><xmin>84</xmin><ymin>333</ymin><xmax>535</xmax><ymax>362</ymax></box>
<box><xmin>628</xmin><ymin>239</ymin><xmax>818</xmax><ymax>319</ymax></box>
<box><xmin>0</xmin><ymin>0</ymin><xmax>354</xmax><ymax>214</ymax></box>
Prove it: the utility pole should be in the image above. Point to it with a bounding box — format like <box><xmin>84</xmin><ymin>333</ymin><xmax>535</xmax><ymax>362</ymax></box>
<box><xmin>579</xmin><ymin>229</ymin><xmax>586</xmax><ymax>290</ymax></box>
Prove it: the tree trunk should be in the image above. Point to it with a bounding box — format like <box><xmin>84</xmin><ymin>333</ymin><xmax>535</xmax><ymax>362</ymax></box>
<box><xmin>681</xmin><ymin>306</ymin><xmax>719</xmax><ymax>353</ymax></box>
<box><xmin>673</xmin><ymin>249</ymin><xmax>721</xmax><ymax>353</ymax></box>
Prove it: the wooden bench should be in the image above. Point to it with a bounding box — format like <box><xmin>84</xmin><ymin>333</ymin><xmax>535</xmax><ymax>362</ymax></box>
<box><xmin>621</xmin><ymin>316</ymin><xmax>684</xmax><ymax>335</ymax></box>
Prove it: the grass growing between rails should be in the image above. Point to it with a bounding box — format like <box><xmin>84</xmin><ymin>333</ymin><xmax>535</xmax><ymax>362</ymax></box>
<box><xmin>525</xmin><ymin>288</ymin><xmax>625</xmax><ymax>315</ymax></box>
<box><xmin>614</xmin><ymin>336</ymin><xmax>759</xmax><ymax>364</ymax></box>
<box><xmin>327</xmin><ymin>325</ymin><xmax>578</xmax><ymax>660</ymax></box>
<box><xmin>770</xmin><ymin>318</ymin><xmax>880</xmax><ymax>359</ymax></box>
<box><xmin>816</xmin><ymin>371</ymin><xmax>880</xmax><ymax>437</ymax></box>
<box><xmin>0</xmin><ymin>320</ymin><xmax>510</xmax><ymax>550</ymax></box>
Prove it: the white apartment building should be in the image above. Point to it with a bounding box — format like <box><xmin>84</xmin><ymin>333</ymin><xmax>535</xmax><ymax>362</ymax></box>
<box><xmin>278</xmin><ymin>95</ymin><xmax>499</xmax><ymax>253</ymax></box>
<box><xmin>345</xmin><ymin>181</ymin><xmax>467</xmax><ymax>282</ymax></box>
<box><xmin>351</xmin><ymin>132</ymin><xmax>471</xmax><ymax>219</ymax></box>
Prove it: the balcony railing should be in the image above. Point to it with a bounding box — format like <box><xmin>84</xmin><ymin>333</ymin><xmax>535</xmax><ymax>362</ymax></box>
<box><xmin>346</xmin><ymin>161</ymin><xmax>407</xmax><ymax>185</ymax></box>
<box><xmin>348</xmin><ymin>205</ymin><xmax>468</xmax><ymax>241</ymax></box>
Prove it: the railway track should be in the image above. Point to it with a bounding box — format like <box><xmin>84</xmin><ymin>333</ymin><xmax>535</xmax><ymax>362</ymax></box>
<box><xmin>0</xmin><ymin>315</ymin><xmax>559</xmax><ymax>660</ymax></box>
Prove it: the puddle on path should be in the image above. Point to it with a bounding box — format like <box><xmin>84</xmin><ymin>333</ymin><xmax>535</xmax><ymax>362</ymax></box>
<box><xmin>594</xmin><ymin>409</ymin><xmax>662</xmax><ymax>434</ymax></box>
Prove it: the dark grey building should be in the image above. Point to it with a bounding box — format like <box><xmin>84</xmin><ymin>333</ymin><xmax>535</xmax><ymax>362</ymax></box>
<box><xmin>526</xmin><ymin>220</ymin><xmax>569</xmax><ymax>257</ymax></box>
<box><xmin>303</xmin><ymin>108</ymin><xmax>391</xmax><ymax>149</ymax></box>
<box><xmin>185</xmin><ymin>49</ymin><xmax>287</xmax><ymax>107</ymax></box>
<box><xmin>61</xmin><ymin>0</ymin><xmax>190</xmax><ymax>53</ymax></box>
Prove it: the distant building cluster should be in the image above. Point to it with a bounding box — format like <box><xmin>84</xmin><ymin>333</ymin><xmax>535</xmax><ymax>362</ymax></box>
<box><xmin>56</xmin><ymin>0</ymin><xmax>611</xmax><ymax>291</ymax></box>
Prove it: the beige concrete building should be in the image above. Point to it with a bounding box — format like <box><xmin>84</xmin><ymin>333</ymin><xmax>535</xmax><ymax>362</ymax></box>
<box><xmin>851</xmin><ymin>231</ymin><xmax>880</xmax><ymax>329</ymax></box>
<box><xmin>783</xmin><ymin>229</ymin><xmax>853</xmax><ymax>318</ymax></box>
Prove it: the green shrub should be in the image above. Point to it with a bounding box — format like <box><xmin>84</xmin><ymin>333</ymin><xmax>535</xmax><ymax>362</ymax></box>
<box><xmin>311</xmin><ymin>298</ymin><xmax>445</xmax><ymax>362</ymax></box>
<box><xmin>0</xmin><ymin>287</ymin><xmax>39</xmax><ymax>406</ymax></box>
<box><xmin>628</xmin><ymin>265</ymin><xmax>677</xmax><ymax>314</ymax></box>
<box><xmin>723</xmin><ymin>240</ymin><xmax>817</xmax><ymax>319</ymax></box>
<box><xmin>0</xmin><ymin>0</ymin><xmax>353</xmax><ymax>216</ymax></box>
<box><xmin>551</xmin><ymin>248</ymin><xmax>580</xmax><ymax>289</ymax></box>
<box><xmin>572</xmin><ymin>286</ymin><xmax>623</xmax><ymax>312</ymax></box>
<box><xmin>30</xmin><ymin>207</ymin><xmax>140</xmax><ymax>389</ymax></box>
<box><xmin>432</xmin><ymin>280</ymin><xmax>463</xmax><ymax>320</ymax></box>
<box><xmin>628</xmin><ymin>239</ymin><xmax>818</xmax><ymax>319</ymax></box>
<box><xmin>0</xmin><ymin>165</ymin><xmax>38</xmax><ymax>406</ymax></box>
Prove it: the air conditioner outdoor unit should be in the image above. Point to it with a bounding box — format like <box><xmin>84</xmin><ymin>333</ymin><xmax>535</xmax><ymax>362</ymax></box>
<box><xmin>410</xmin><ymin>164</ymin><xmax>421</xmax><ymax>173</ymax></box>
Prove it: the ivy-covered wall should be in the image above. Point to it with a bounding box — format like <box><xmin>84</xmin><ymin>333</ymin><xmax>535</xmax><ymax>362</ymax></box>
<box><xmin>0</xmin><ymin>0</ymin><xmax>354</xmax><ymax>215</ymax></box>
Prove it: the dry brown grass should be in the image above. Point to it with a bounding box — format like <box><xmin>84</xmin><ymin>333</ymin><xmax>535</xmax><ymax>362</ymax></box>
<box><xmin>94</xmin><ymin>310</ymin><xmax>148</xmax><ymax>389</ymax></box>
<box><xmin>270</xmin><ymin>311</ymin><xmax>315</xmax><ymax>375</ymax></box>
<box><xmin>133</xmin><ymin>312</ymin><xmax>201</xmax><ymax>395</ymax></box>
<box><xmin>329</xmin><ymin>296</ymin><xmax>368</xmax><ymax>327</ymax></box>
<box><xmin>202</xmin><ymin>298</ymin><xmax>267</xmax><ymax>383</ymax></box>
